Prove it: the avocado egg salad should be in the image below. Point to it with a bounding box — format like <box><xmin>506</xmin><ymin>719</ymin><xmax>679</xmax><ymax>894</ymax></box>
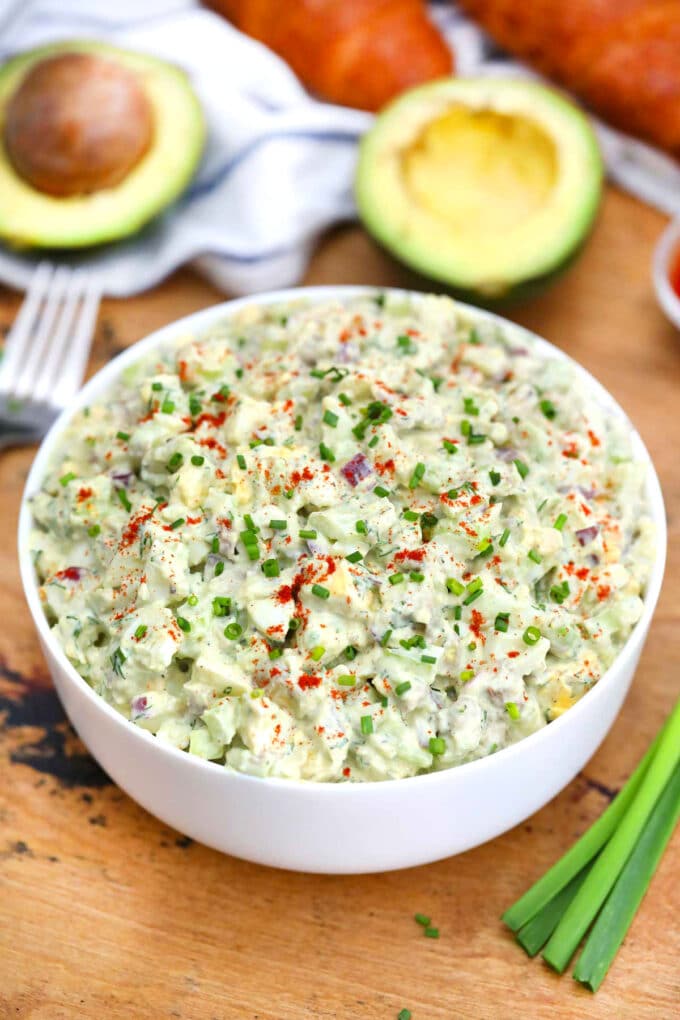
<box><xmin>30</xmin><ymin>294</ymin><xmax>654</xmax><ymax>782</ymax></box>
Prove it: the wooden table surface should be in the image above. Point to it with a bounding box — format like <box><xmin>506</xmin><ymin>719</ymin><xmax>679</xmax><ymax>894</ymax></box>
<box><xmin>1</xmin><ymin>188</ymin><xmax>679</xmax><ymax>1020</ymax></box>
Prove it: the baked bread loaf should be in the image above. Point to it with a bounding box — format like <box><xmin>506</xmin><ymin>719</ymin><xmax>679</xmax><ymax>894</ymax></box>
<box><xmin>458</xmin><ymin>0</ymin><xmax>680</xmax><ymax>156</ymax></box>
<box><xmin>208</xmin><ymin>0</ymin><xmax>454</xmax><ymax>111</ymax></box>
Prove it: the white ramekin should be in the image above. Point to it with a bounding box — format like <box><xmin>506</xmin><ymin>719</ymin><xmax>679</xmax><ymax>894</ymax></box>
<box><xmin>652</xmin><ymin>217</ymin><xmax>680</xmax><ymax>332</ymax></box>
<box><xmin>18</xmin><ymin>287</ymin><xmax>667</xmax><ymax>874</ymax></box>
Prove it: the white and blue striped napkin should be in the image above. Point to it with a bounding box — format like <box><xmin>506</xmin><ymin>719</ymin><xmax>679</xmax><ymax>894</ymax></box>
<box><xmin>0</xmin><ymin>0</ymin><xmax>678</xmax><ymax>298</ymax></box>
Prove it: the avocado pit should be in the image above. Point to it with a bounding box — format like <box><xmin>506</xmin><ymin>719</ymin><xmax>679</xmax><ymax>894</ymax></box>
<box><xmin>4</xmin><ymin>52</ymin><xmax>153</xmax><ymax>197</ymax></box>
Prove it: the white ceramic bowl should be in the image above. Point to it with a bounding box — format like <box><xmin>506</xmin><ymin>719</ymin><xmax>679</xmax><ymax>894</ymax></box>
<box><xmin>652</xmin><ymin>217</ymin><xmax>680</xmax><ymax>331</ymax></box>
<box><xmin>18</xmin><ymin>287</ymin><xmax>666</xmax><ymax>874</ymax></box>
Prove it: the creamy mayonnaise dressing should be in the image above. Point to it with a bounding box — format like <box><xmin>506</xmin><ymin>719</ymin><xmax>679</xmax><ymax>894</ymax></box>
<box><xmin>31</xmin><ymin>294</ymin><xmax>654</xmax><ymax>781</ymax></box>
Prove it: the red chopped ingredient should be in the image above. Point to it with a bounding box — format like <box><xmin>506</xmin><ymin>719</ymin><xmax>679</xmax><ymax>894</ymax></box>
<box><xmin>120</xmin><ymin>504</ymin><xmax>160</xmax><ymax>549</ymax></box>
<box><xmin>55</xmin><ymin>566</ymin><xmax>82</xmax><ymax>581</ymax></box>
<box><xmin>217</xmin><ymin>516</ymin><xmax>232</xmax><ymax>530</ymax></box>
<box><xmin>298</xmin><ymin>674</ymin><xmax>322</xmax><ymax>690</ymax></box>
<box><xmin>576</xmin><ymin>567</ymin><xmax>590</xmax><ymax>581</ymax></box>
<box><xmin>508</xmin><ymin>650</ymin><xmax>520</xmax><ymax>658</ymax></box>
<box><xmin>77</xmin><ymin>487</ymin><xmax>93</xmax><ymax>503</ymax></box>
<box><xmin>562</xmin><ymin>442</ymin><xmax>579</xmax><ymax>459</ymax></box>
<box><xmin>470</xmin><ymin>494</ymin><xmax>482</xmax><ymax>506</ymax></box>
<box><xmin>340</xmin><ymin>453</ymin><xmax>372</xmax><ymax>487</ymax></box>
<box><xmin>580</xmin><ymin>502</ymin><xmax>592</xmax><ymax>517</ymax></box>
<box><xmin>374</xmin><ymin>459</ymin><xmax>395</xmax><ymax>476</ymax></box>
<box><xmin>178</xmin><ymin>360</ymin><xmax>189</xmax><ymax>382</ymax></box>
<box><xmin>587</xmin><ymin>430</ymin><xmax>601</xmax><ymax>448</ymax></box>
<box><xmin>323</xmin><ymin>555</ymin><xmax>336</xmax><ymax>576</ymax></box>
<box><xmin>342</xmin><ymin>767</ymin><xmax>351</xmax><ymax>777</ymax></box>
<box><xmin>597</xmin><ymin>584</ymin><xmax>611</xmax><ymax>601</ymax></box>
<box><xmin>290</xmin><ymin>466</ymin><xmax>314</xmax><ymax>488</ymax></box>
<box><xmin>393</xmin><ymin>548</ymin><xmax>426</xmax><ymax>563</ymax></box>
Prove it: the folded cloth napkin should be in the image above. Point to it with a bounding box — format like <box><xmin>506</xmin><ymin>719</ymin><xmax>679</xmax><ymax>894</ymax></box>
<box><xmin>0</xmin><ymin>0</ymin><xmax>679</xmax><ymax>298</ymax></box>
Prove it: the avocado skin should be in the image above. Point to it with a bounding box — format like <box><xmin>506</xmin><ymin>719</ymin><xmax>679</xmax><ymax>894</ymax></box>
<box><xmin>0</xmin><ymin>41</ymin><xmax>206</xmax><ymax>250</ymax></box>
<box><xmin>355</xmin><ymin>77</ymin><xmax>603</xmax><ymax>304</ymax></box>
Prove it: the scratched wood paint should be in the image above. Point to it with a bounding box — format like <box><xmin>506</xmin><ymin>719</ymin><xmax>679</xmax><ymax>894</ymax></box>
<box><xmin>1</xmin><ymin>188</ymin><xmax>679</xmax><ymax>1020</ymax></box>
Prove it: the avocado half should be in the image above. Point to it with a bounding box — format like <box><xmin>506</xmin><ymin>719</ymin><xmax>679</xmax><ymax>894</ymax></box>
<box><xmin>355</xmin><ymin>78</ymin><xmax>603</xmax><ymax>301</ymax></box>
<box><xmin>0</xmin><ymin>41</ymin><xmax>206</xmax><ymax>249</ymax></box>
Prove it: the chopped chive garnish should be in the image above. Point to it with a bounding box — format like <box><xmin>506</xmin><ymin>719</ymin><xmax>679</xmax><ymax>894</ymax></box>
<box><xmin>212</xmin><ymin>596</ymin><xmax>232</xmax><ymax>617</ymax></box>
<box><xmin>214</xmin><ymin>561</ymin><xmax>225</xmax><ymax>577</ymax></box>
<box><xmin>59</xmin><ymin>472</ymin><xmax>76</xmax><ymax>486</ymax></box>
<box><xmin>189</xmin><ymin>394</ymin><xmax>202</xmax><ymax>416</ymax></box>
<box><xmin>414</xmin><ymin>914</ymin><xmax>430</xmax><ymax>927</ymax></box>
<box><xmin>429</xmin><ymin>737</ymin><xmax>446</xmax><ymax>756</ymax></box>
<box><xmin>270</xmin><ymin>519</ymin><xmax>287</xmax><ymax>530</ymax></box>
<box><xmin>360</xmin><ymin>715</ymin><xmax>374</xmax><ymax>735</ymax></box>
<box><xmin>211</xmin><ymin>536</ymin><xmax>220</xmax><ymax>554</ymax></box>
<box><xmin>346</xmin><ymin>551</ymin><xmax>363</xmax><ymax>564</ymax></box>
<box><xmin>463</xmin><ymin>396</ymin><xmax>479</xmax><ymax>416</ymax></box>
<box><xmin>466</xmin><ymin>577</ymin><xmax>483</xmax><ymax>595</ymax></box>
<box><xmin>111</xmin><ymin>647</ymin><xmax>126</xmax><ymax>676</ymax></box>
<box><xmin>514</xmin><ymin>459</ymin><xmax>529</xmax><ymax>479</ymax></box>
<box><xmin>499</xmin><ymin>528</ymin><xmax>511</xmax><ymax>547</ymax></box>
<box><xmin>396</xmin><ymin>334</ymin><xmax>413</xmax><ymax>351</ymax></box>
<box><xmin>368</xmin><ymin>435</ymin><xmax>379</xmax><ymax>448</ymax></box>
<box><xmin>323</xmin><ymin>409</ymin><xmax>338</xmax><ymax>428</ymax></box>
<box><xmin>224</xmin><ymin>622</ymin><xmax>242</xmax><ymax>640</ymax></box>
<box><xmin>356</xmin><ymin>520</ymin><xmax>368</xmax><ymax>534</ymax></box>
<box><xmin>134</xmin><ymin>625</ymin><xmax>147</xmax><ymax>640</ymax></box>
<box><xmin>540</xmin><ymin>398</ymin><xmax>557</xmax><ymax>420</ymax></box>
<box><xmin>421</xmin><ymin>654</ymin><xmax>437</xmax><ymax>664</ymax></box>
<box><xmin>398</xmin><ymin>1009</ymin><xmax>412</xmax><ymax>1020</ymax></box>
<box><xmin>454</xmin><ymin>606</ymin><xmax>462</xmax><ymax>621</ymax></box>
<box><xmin>489</xmin><ymin>469</ymin><xmax>501</xmax><ymax>486</ymax></box>
<box><xmin>339</xmin><ymin>393</ymin><xmax>352</xmax><ymax>406</ymax></box>
<box><xmin>463</xmin><ymin>588</ymin><xmax>484</xmax><ymax>606</ymax></box>
<box><xmin>442</xmin><ymin>439</ymin><xmax>458</xmax><ymax>454</ymax></box>
<box><xmin>170</xmin><ymin>517</ymin><xmax>185</xmax><ymax>530</ymax></box>
<box><xmin>311</xmin><ymin>584</ymin><xmax>330</xmax><ymax>600</ymax></box>
<box><xmin>187</xmin><ymin>594</ymin><xmax>199</xmax><ymax>606</ymax></box>
<box><xmin>554</xmin><ymin>513</ymin><xmax>568</xmax><ymax>531</ymax></box>
<box><xmin>403</xmin><ymin>509</ymin><xmax>419</xmax><ymax>522</ymax></box>
<box><xmin>151</xmin><ymin>382</ymin><xmax>162</xmax><ymax>392</ymax></box>
<box><xmin>338</xmin><ymin>675</ymin><xmax>356</xmax><ymax>687</ymax></box>
<box><xmin>446</xmin><ymin>578</ymin><xmax>465</xmax><ymax>596</ymax></box>
<box><xmin>380</xmin><ymin>629</ymin><xmax>392</xmax><ymax>647</ymax></box>
<box><xmin>410</xmin><ymin>571</ymin><xmax>424</xmax><ymax>583</ymax></box>
<box><xmin>409</xmin><ymin>462</ymin><xmax>426</xmax><ymax>489</ymax></box>
<box><xmin>176</xmin><ymin>616</ymin><xmax>191</xmax><ymax>633</ymax></box>
<box><xmin>237</xmin><ymin>454</ymin><xmax>247</xmax><ymax>470</ymax></box>
<box><xmin>166</xmin><ymin>452</ymin><xmax>183</xmax><ymax>473</ymax></box>
<box><xmin>494</xmin><ymin>612</ymin><xmax>510</xmax><ymax>632</ymax></box>
<box><xmin>374</xmin><ymin>485</ymin><xmax>390</xmax><ymax>498</ymax></box>
<box><xmin>244</xmin><ymin>513</ymin><xmax>258</xmax><ymax>533</ymax></box>
<box><xmin>299</xmin><ymin>529</ymin><xmax>317</xmax><ymax>540</ymax></box>
<box><xmin>161</xmin><ymin>399</ymin><xmax>175</xmax><ymax>414</ymax></box>
<box><xmin>310</xmin><ymin>645</ymin><xmax>325</xmax><ymax>661</ymax></box>
<box><xmin>523</xmin><ymin>625</ymin><xmax>541</xmax><ymax>646</ymax></box>
<box><xmin>528</xmin><ymin>548</ymin><xmax>543</xmax><ymax>564</ymax></box>
<box><xmin>550</xmin><ymin>581</ymin><xmax>570</xmax><ymax>604</ymax></box>
<box><xmin>88</xmin><ymin>524</ymin><xmax>100</xmax><ymax>537</ymax></box>
<box><xmin>505</xmin><ymin>701</ymin><xmax>520</xmax><ymax>720</ymax></box>
<box><xmin>262</xmin><ymin>558</ymin><xmax>280</xmax><ymax>578</ymax></box>
<box><xmin>116</xmin><ymin>431</ymin><xmax>130</xmax><ymax>442</ymax></box>
<box><xmin>344</xmin><ymin>645</ymin><xmax>357</xmax><ymax>661</ymax></box>
<box><xmin>268</xmin><ymin>648</ymin><xmax>282</xmax><ymax>660</ymax></box>
<box><xmin>117</xmin><ymin>489</ymin><xmax>132</xmax><ymax>513</ymax></box>
<box><xmin>461</xmin><ymin>419</ymin><xmax>471</xmax><ymax>437</ymax></box>
<box><xmin>191</xmin><ymin>455</ymin><xmax>205</xmax><ymax>466</ymax></box>
<box><xmin>395</xmin><ymin>681</ymin><xmax>412</xmax><ymax>696</ymax></box>
<box><xmin>460</xmin><ymin>669</ymin><xmax>474</xmax><ymax>683</ymax></box>
<box><xmin>319</xmin><ymin>442</ymin><xmax>335</xmax><ymax>463</ymax></box>
<box><xmin>389</xmin><ymin>572</ymin><xmax>405</xmax><ymax>586</ymax></box>
<box><xmin>294</xmin><ymin>414</ymin><xmax>303</xmax><ymax>431</ymax></box>
<box><xmin>215</xmin><ymin>384</ymin><xmax>231</xmax><ymax>400</ymax></box>
<box><xmin>285</xmin><ymin>489</ymin><xmax>294</xmax><ymax>499</ymax></box>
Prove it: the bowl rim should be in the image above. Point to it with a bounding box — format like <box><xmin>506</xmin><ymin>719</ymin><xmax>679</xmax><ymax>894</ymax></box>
<box><xmin>18</xmin><ymin>285</ymin><xmax>668</xmax><ymax>797</ymax></box>
<box><xmin>652</xmin><ymin>217</ymin><xmax>680</xmax><ymax>331</ymax></box>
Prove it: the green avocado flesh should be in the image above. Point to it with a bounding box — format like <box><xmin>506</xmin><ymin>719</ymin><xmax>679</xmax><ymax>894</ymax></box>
<box><xmin>355</xmin><ymin>78</ymin><xmax>603</xmax><ymax>300</ymax></box>
<box><xmin>0</xmin><ymin>41</ymin><xmax>206</xmax><ymax>249</ymax></box>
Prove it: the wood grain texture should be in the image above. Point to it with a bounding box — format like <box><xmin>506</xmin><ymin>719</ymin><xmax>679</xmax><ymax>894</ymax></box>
<box><xmin>1</xmin><ymin>187</ymin><xmax>679</xmax><ymax>1019</ymax></box>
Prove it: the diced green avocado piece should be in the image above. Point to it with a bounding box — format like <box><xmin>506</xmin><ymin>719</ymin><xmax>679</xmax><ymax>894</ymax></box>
<box><xmin>0</xmin><ymin>40</ymin><xmax>205</xmax><ymax>249</ymax></box>
<box><xmin>355</xmin><ymin>77</ymin><xmax>603</xmax><ymax>301</ymax></box>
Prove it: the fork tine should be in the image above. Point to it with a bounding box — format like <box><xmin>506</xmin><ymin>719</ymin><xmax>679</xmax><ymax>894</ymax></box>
<box><xmin>32</xmin><ymin>268</ymin><xmax>88</xmax><ymax>406</ymax></box>
<box><xmin>13</xmin><ymin>266</ymin><xmax>72</xmax><ymax>401</ymax></box>
<box><xmin>57</xmin><ymin>272</ymin><xmax>101</xmax><ymax>402</ymax></box>
<box><xmin>0</xmin><ymin>262</ymin><xmax>54</xmax><ymax>392</ymax></box>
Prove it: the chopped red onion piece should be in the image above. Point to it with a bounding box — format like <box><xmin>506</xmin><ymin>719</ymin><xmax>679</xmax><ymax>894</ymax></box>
<box><xmin>341</xmin><ymin>453</ymin><xmax>372</xmax><ymax>487</ymax></box>
<box><xmin>576</xmin><ymin>525</ymin><xmax>599</xmax><ymax>546</ymax></box>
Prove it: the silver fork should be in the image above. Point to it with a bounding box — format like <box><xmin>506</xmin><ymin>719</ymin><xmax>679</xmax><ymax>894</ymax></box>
<box><xmin>0</xmin><ymin>263</ymin><xmax>101</xmax><ymax>450</ymax></box>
